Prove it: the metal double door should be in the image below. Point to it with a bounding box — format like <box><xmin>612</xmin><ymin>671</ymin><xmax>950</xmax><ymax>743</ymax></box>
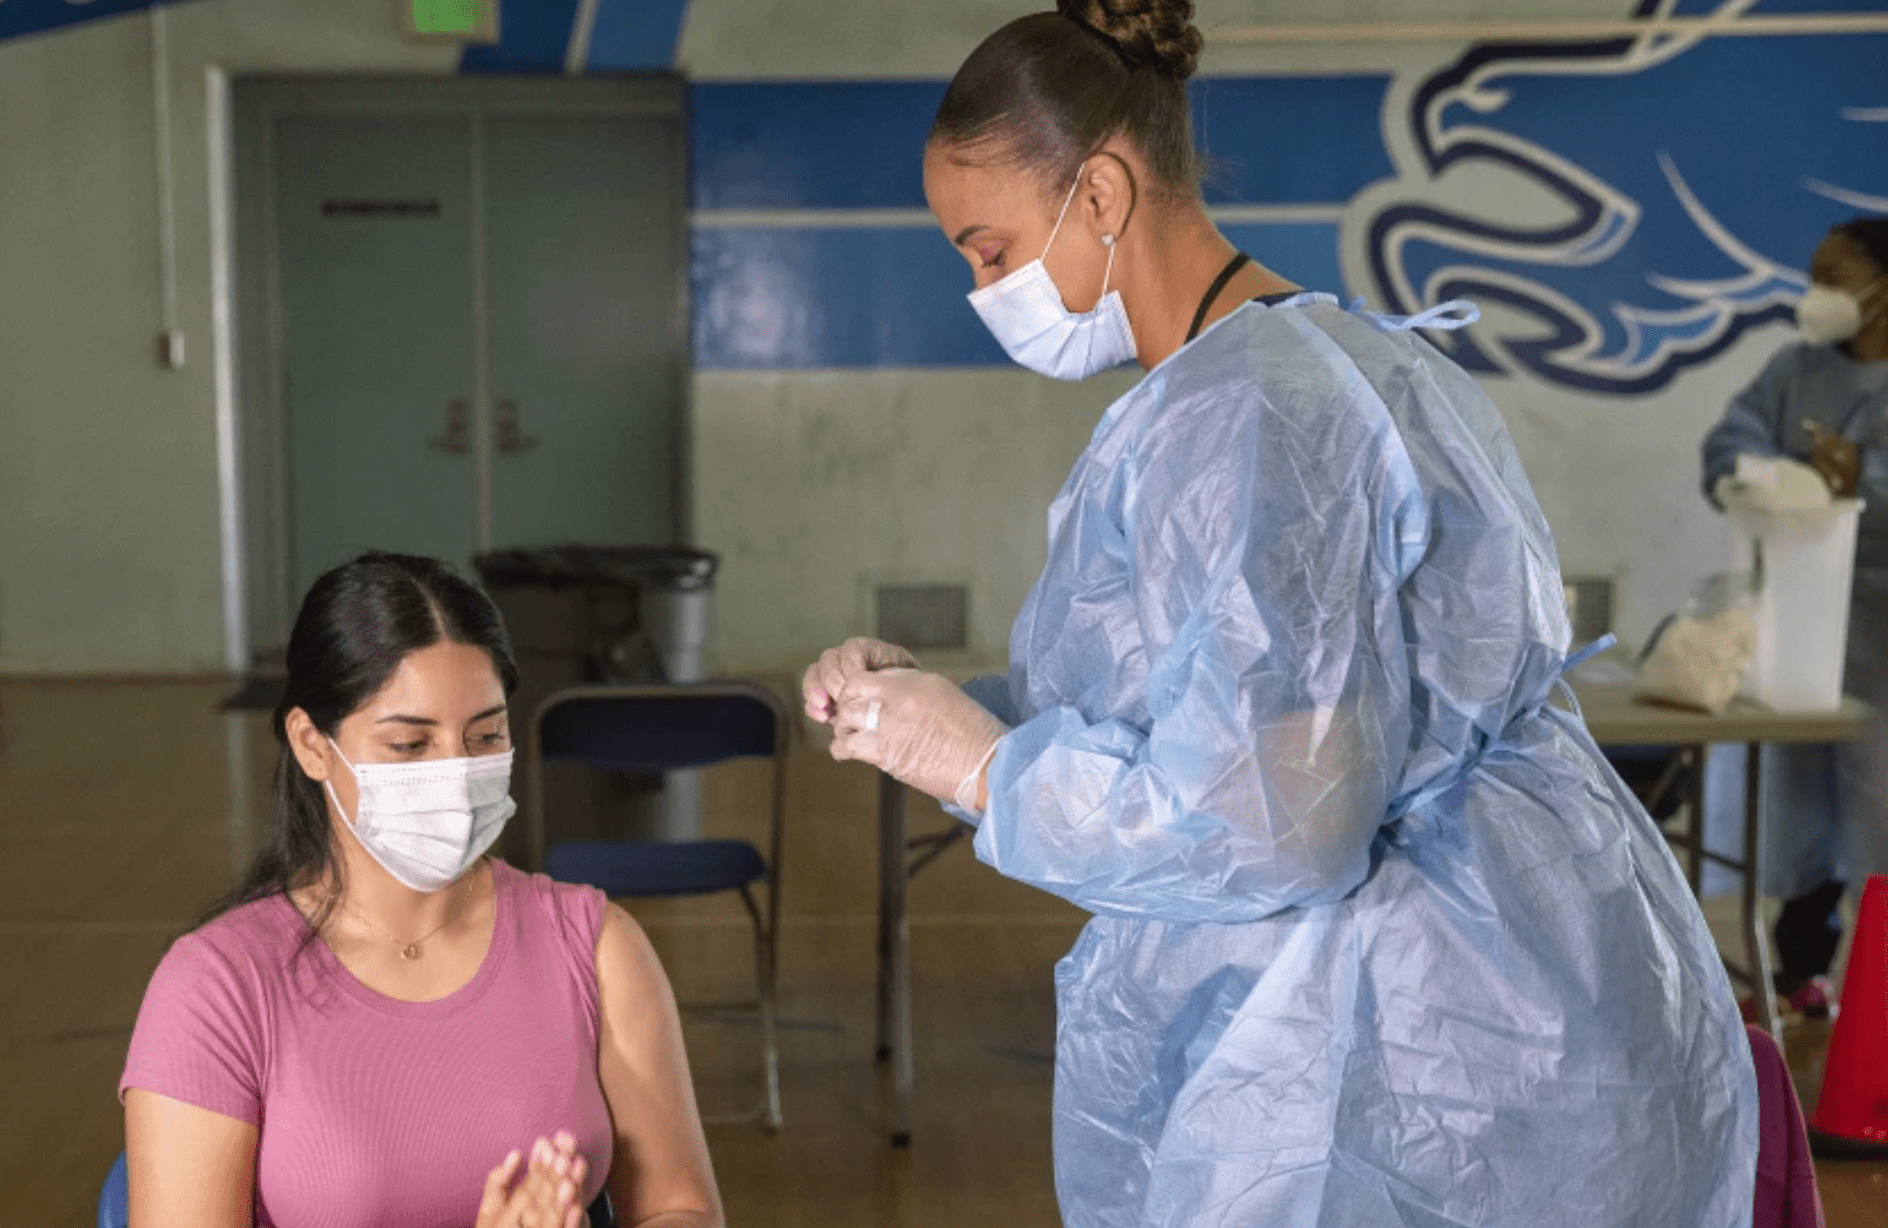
<box><xmin>270</xmin><ymin>100</ymin><xmax>684</xmax><ymax>599</ymax></box>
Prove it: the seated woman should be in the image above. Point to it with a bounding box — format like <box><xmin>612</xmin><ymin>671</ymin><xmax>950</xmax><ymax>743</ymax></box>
<box><xmin>121</xmin><ymin>552</ymin><xmax>723</xmax><ymax>1228</ymax></box>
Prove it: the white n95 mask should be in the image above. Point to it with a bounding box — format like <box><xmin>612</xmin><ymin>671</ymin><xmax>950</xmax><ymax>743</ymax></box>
<box><xmin>967</xmin><ymin>168</ymin><xmax>1138</xmax><ymax>380</ymax></box>
<box><xmin>324</xmin><ymin>739</ymin><xmax>516</xmax><ymax>893</ymax></box>
<box><xmin>1797</xmin><ymin>278</ymin><xmax>1884</xmax><ymax>345</ymax></box>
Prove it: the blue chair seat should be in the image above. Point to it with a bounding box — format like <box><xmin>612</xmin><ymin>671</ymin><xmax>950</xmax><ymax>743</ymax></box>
<box><xmin>547</xmin><ymin>839</ymin><xmax>766</xmax><ymax>898</ymax></box>
<box><xmin>98</xmin><ymin>1151</ymin><xmax>127</xmax><ymax>1228</ymax></box>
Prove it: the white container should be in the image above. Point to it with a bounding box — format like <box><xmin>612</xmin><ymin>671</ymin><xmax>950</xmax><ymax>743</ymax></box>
<box><xmin>1728</xmin><ymin>499</ymin><xmax>1862</xmax><ymax>711</ymax></box>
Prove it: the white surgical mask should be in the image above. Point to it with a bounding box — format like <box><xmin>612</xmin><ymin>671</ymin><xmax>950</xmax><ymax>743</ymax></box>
<box><xmin>324</xmin><ymin>739</ymin><xmax>516</xmax><ymax>893</ymax></box>
<box><xmin>1797</xmin><ymin>278</ymin><xmax>1884</xmax><ymax>346</ymax></box>
<box><xmin>967</xmin><ymin>167</ymin><xmax>1138</xmax><ymax>380</ymax></box>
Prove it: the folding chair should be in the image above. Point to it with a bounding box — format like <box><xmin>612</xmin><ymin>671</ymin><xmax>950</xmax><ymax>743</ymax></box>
<box><xmin>1605</xmin><ymin>744</ymin><xmax>1696</xmax><ymax>824</ymax></box>
<box><xmin>527</xmin><ymin>681</ymin><xmax>787</xmax><ymax>1131</ymax></box>
<box><xmin>97</xmin><ymin>1151</ymin><xmax>126</xmax><ymax>1228</ymax></box>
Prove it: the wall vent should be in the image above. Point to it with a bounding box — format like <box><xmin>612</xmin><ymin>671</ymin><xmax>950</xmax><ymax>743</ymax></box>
<box><xmin>875</xmin><ymin>583</ymin><xmax>969</xmax><ymax>652</ymax></box>
<box><xmin>1562</xmin><ymin>575</ymin><xmax>1615</xmax><ymax>647</ymax></box>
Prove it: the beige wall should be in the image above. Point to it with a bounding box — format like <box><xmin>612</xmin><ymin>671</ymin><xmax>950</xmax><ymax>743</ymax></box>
<box><xmin>692</xmin><ymin>367</ymin><xmax>1142</xmax><ymax>672</ymax></box>
<box><xmin>0</xmin><ymin>0</ymin><xmax>456</xmax><ymax>673</ymax></box>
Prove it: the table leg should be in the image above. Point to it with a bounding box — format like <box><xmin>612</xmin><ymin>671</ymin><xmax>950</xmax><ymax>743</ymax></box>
<box><xmin>1685</xmin><ymin>745</ymin><xmax>1705</xmax><ymax>895</ymax></box>
<box><xmin>876</xmin><ymin>776</ymin><xmax>894</xmax><ymax>1063</ymax></box>
<box><xmin>1743</xmin><ymin>741</ymin><xmax>1781</xmax><ymax>1046</ymax></box>
<box><xmin>877</xmin><ymin>772</ymin><xmax>914</xmax><ymax>1147</ymax></box>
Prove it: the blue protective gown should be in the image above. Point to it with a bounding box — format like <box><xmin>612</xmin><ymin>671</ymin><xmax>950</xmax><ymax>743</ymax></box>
<box><xmin>961</xmin><ymin>296</ymin><xmax>1758</xmax><ymax>1228</ymax></box>
<box><xmin>1699</xmin><ymin>341</ymin><xmax>1888</xmax><ymax>898</ymax></box>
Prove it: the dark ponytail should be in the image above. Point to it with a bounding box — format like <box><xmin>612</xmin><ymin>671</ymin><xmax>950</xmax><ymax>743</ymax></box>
<box><xmin>200</xmin><ymin>552</ymin><xmax>518</xmax><ymax>937</ymax></box>
<box><xmin>930</xmin><ymin>0</ymin><xmax>1204</xmax><ymax>195</ymax></box>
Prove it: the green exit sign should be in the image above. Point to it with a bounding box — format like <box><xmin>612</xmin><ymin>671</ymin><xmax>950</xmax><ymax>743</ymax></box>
<box><xmin>414</xmin><ymin>0</ymin><xmax>475</xmax><ymax>34</ymax></box>
<box><xmin>401</xmin><ymin>0</ymin><xmax>497</xmax><ymax>42</ymax></box>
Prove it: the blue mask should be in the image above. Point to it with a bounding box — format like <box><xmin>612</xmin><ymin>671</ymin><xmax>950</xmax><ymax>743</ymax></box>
<box><xmin>967</xmin><ymin>168</ymin><xmax>1138</xmax><ymax>380</ymax></box>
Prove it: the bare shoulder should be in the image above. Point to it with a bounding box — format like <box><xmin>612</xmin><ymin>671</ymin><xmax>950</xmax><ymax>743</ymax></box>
<box><xmin>596</xmin><ymin>900</ymin><xmax>649</xmax><ymax>947</ymax></box>
<box><xmin>593</xmin><ymin>902</ymin><xmax>669</xmax><ymax>1000</ymax></box>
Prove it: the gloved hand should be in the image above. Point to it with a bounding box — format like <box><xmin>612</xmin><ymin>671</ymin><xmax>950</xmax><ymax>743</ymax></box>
<box><xmin>830</xmin><ymin>669</ymin><xmax>1008</xmax><ymax>812</ymax></box>
<box><xmin>802</xmin><ymin>637</ymin><xmax>920</xmax><ymax>723</ymax></box>
<box><xmin>1805</xmin><ymin>421</ymin><xmax>1861</xmax><ymax>496</ymax></box>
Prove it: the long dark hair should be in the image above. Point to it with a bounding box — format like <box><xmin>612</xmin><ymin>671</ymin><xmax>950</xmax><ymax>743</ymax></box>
<box><xmin>1833</xmin><ymin>215</ymin><xmax>1888</xmax><ymax>278</ymax></box>
<box><xmin>929</xmin><ymin>0</ymin><xmax>1204</xmax><ymax>195</ymax></box>
<box><xmin>200</xmin><ymin>552</ymin><xmax>518</xmax><ymax>938</ymax></box>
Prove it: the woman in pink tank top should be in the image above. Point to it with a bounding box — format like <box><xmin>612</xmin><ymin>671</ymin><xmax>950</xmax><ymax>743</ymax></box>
<box><xmin>121</xmin><ymin>552</ymin><xmax>723</xmax><ymax>1228</ymax></box>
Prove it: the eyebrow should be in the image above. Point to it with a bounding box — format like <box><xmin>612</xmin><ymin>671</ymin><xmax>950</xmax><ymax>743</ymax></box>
<box><xmin>952</xmin><ymin>224</ymin><xmax>990</xmax><ymax>246</ymax></box>
<box><xmin>374</xmin><ymin>705</ymin><xmax>507</xmax><ymax>727</ymax></box>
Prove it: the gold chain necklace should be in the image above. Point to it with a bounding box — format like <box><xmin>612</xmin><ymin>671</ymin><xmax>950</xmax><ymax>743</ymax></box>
<box><xmin>334</xmin><ymin>876</ymin><xmax>470</xmax><ymax>960</ymax></box>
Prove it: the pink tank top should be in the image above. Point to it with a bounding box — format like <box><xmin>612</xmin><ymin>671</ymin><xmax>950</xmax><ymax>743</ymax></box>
<box><xmin>120</xmin><ymin>860</ymin><xmax>613</xmax><ymax>1228</ymax></box>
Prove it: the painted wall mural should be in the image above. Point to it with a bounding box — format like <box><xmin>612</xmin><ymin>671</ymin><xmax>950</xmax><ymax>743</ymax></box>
<box><xmin>1350</xmin><ymin>0</ymin><xmax>1888</xmax><ymax>395</ymax></box>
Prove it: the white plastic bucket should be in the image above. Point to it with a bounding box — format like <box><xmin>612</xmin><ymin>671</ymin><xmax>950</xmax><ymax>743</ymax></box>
<box><xmin>1728</xmin><ymin>499</ymin><xmax>1862</xmax><ymax>711</ymax></box>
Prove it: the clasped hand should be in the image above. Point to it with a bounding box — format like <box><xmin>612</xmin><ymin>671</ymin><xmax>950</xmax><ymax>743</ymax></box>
<box><xmin>475</xmin><ymin>1133</ymin><xmax>591</xmax><ymax>1228</ymax></box>
<box><xmin>802</xmin><ymin>638</ymin><xmax>1007</xmax><ymax>811</ymax></box>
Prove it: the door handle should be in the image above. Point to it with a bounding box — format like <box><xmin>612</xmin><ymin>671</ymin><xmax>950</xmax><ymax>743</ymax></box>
<box><xmin>429</xmin><ymin>399</ymin><xmax>469</xmax><ymax>454</ymax></box>
<box><xmin>496</xmin><ymin>399</ymin><xmax>538</xmax><ymax>455</ymax></box>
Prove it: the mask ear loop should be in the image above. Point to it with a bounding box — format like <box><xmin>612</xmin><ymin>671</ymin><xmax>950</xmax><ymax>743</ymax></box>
<box><xmin>1047</xmin><ymin>160</ymin><xmax>1123</xmax><ymax>304</ymax></box>
<box><xmin>324</xmin><ymin>736</ymin><xmax>361</xmax><ymax>827</ymax></box>
<box><xmin>1042</xmin><ymin>164</ymin><xmax>1085</xmax><ymax>256</ymax></box>
<box><xmin>1045</xmin><ymin>158</ymin><xmax>1124</xmax><ymax>304</ymax></box>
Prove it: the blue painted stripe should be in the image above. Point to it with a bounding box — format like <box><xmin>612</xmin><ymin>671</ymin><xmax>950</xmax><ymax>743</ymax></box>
<box><xmin>689</xmin><ymin>76</ymin><xmax>1391</xmax><ymax>212</ymax></box>
<box><xmin>586</xmin><ymin>0</ymin><xmax>690</xmax><ymax>70</ymax></box>
<box><xmin>0</xmin><ymin>0</ymin><xmax>199</xmax><ymax>43</ymax></box>
<box><xmin>1192</xmin><ymin>77</ymin><xmax>1393</xmax><ymax>206</ymax></box>
<box><xmin>459</xmin><ymin>0</ymin><xmax>580</xmax><ymax>74</ymax></box>
<box><xmin>693</xmin><ymin>226</ymin><xmax>1000</xmax><ymax>368</ymax></box>
<box><xmin>692</xmin><ymin>222</ymin><xmax>1343</xmax><ymax>370</ymax></box>
<box><xmin>1221</xmin><ymin>222</ymin><xmax>1344</xmax><ymax>302</ymax></box>
<box><xmin>689</xmin><ymin>82</ymin><xmax>946</xmax><ymax>211</ymax></box>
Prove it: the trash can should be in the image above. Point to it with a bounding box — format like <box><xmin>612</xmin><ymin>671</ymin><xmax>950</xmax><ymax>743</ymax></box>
<box><xmin>474</xmin><ymin>546</ymin><xmax>719</xmax><ymax>851</ymax></box>
<box><xmin>1727</xmin><ymin>500</ymin><xmax>1862</xmax><ymax>711</ymax></box>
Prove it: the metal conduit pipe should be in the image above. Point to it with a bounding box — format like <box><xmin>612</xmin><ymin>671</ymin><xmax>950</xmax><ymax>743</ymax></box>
<box><xmin>150</xmin><ymin>1</ymin><xmax>183</xmax><ymax>370</ymax></box>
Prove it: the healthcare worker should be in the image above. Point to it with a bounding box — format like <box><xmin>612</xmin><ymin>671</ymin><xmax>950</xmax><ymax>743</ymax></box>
<box><xmin>1701</xmin><ymin>216</ymin><xmax>1888</xmax><ymax>1019</ymax></box>
<box><xmin>804</xmin><ymin>2</ymin><xmax>1758</xmax><ymax>1225</ymax></box>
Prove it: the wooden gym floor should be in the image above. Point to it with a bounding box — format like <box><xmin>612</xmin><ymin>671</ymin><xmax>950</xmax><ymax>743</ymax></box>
<box><xmin>2</xmin><ymin>676</ymin><xmax>1882</xmax><ymax>1226</ymax></box>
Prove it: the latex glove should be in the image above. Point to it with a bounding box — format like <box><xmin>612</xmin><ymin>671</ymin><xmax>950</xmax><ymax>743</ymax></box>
<box><xmin>1719</xmin><ymin>454</ymin><xmax>1834</xmax><ymax>511</ymax></box>
<box><xmin>830</xmin><ymin>669</ymin><xmax>1007</xmax><ymax>812</ymax></box>
<box><xmin>802</xmin><ymin>637</ymin><xmax>919</xmax><ymax>723</ymax></box>
<box><xmin>1805</xmin><ymin>421</ymin><xmax>1861</xmax><ymax>496</ymax></box>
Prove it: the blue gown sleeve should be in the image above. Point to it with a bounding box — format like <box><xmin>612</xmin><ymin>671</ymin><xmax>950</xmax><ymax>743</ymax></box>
<box><xmin>972</xmin><ymin>350</ymin><xmax>1425</xmax><ymax>922</ymax></box>
<box><xmin>959</xmin><ymin>673</ymin><xmax>1019</xmax><ymax>727</ymax></box>
<box><xmin>1701</xmin><ymin>345</ymin><xmax>1801</xmax><ymax>505</ymax></box>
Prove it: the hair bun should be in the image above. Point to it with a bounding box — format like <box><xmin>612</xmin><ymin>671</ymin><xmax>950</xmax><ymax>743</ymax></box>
<box><xmin>1058</xmin><ymin>0</ymin><xmax>1203</xmax><ymax>79</ymax></box>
